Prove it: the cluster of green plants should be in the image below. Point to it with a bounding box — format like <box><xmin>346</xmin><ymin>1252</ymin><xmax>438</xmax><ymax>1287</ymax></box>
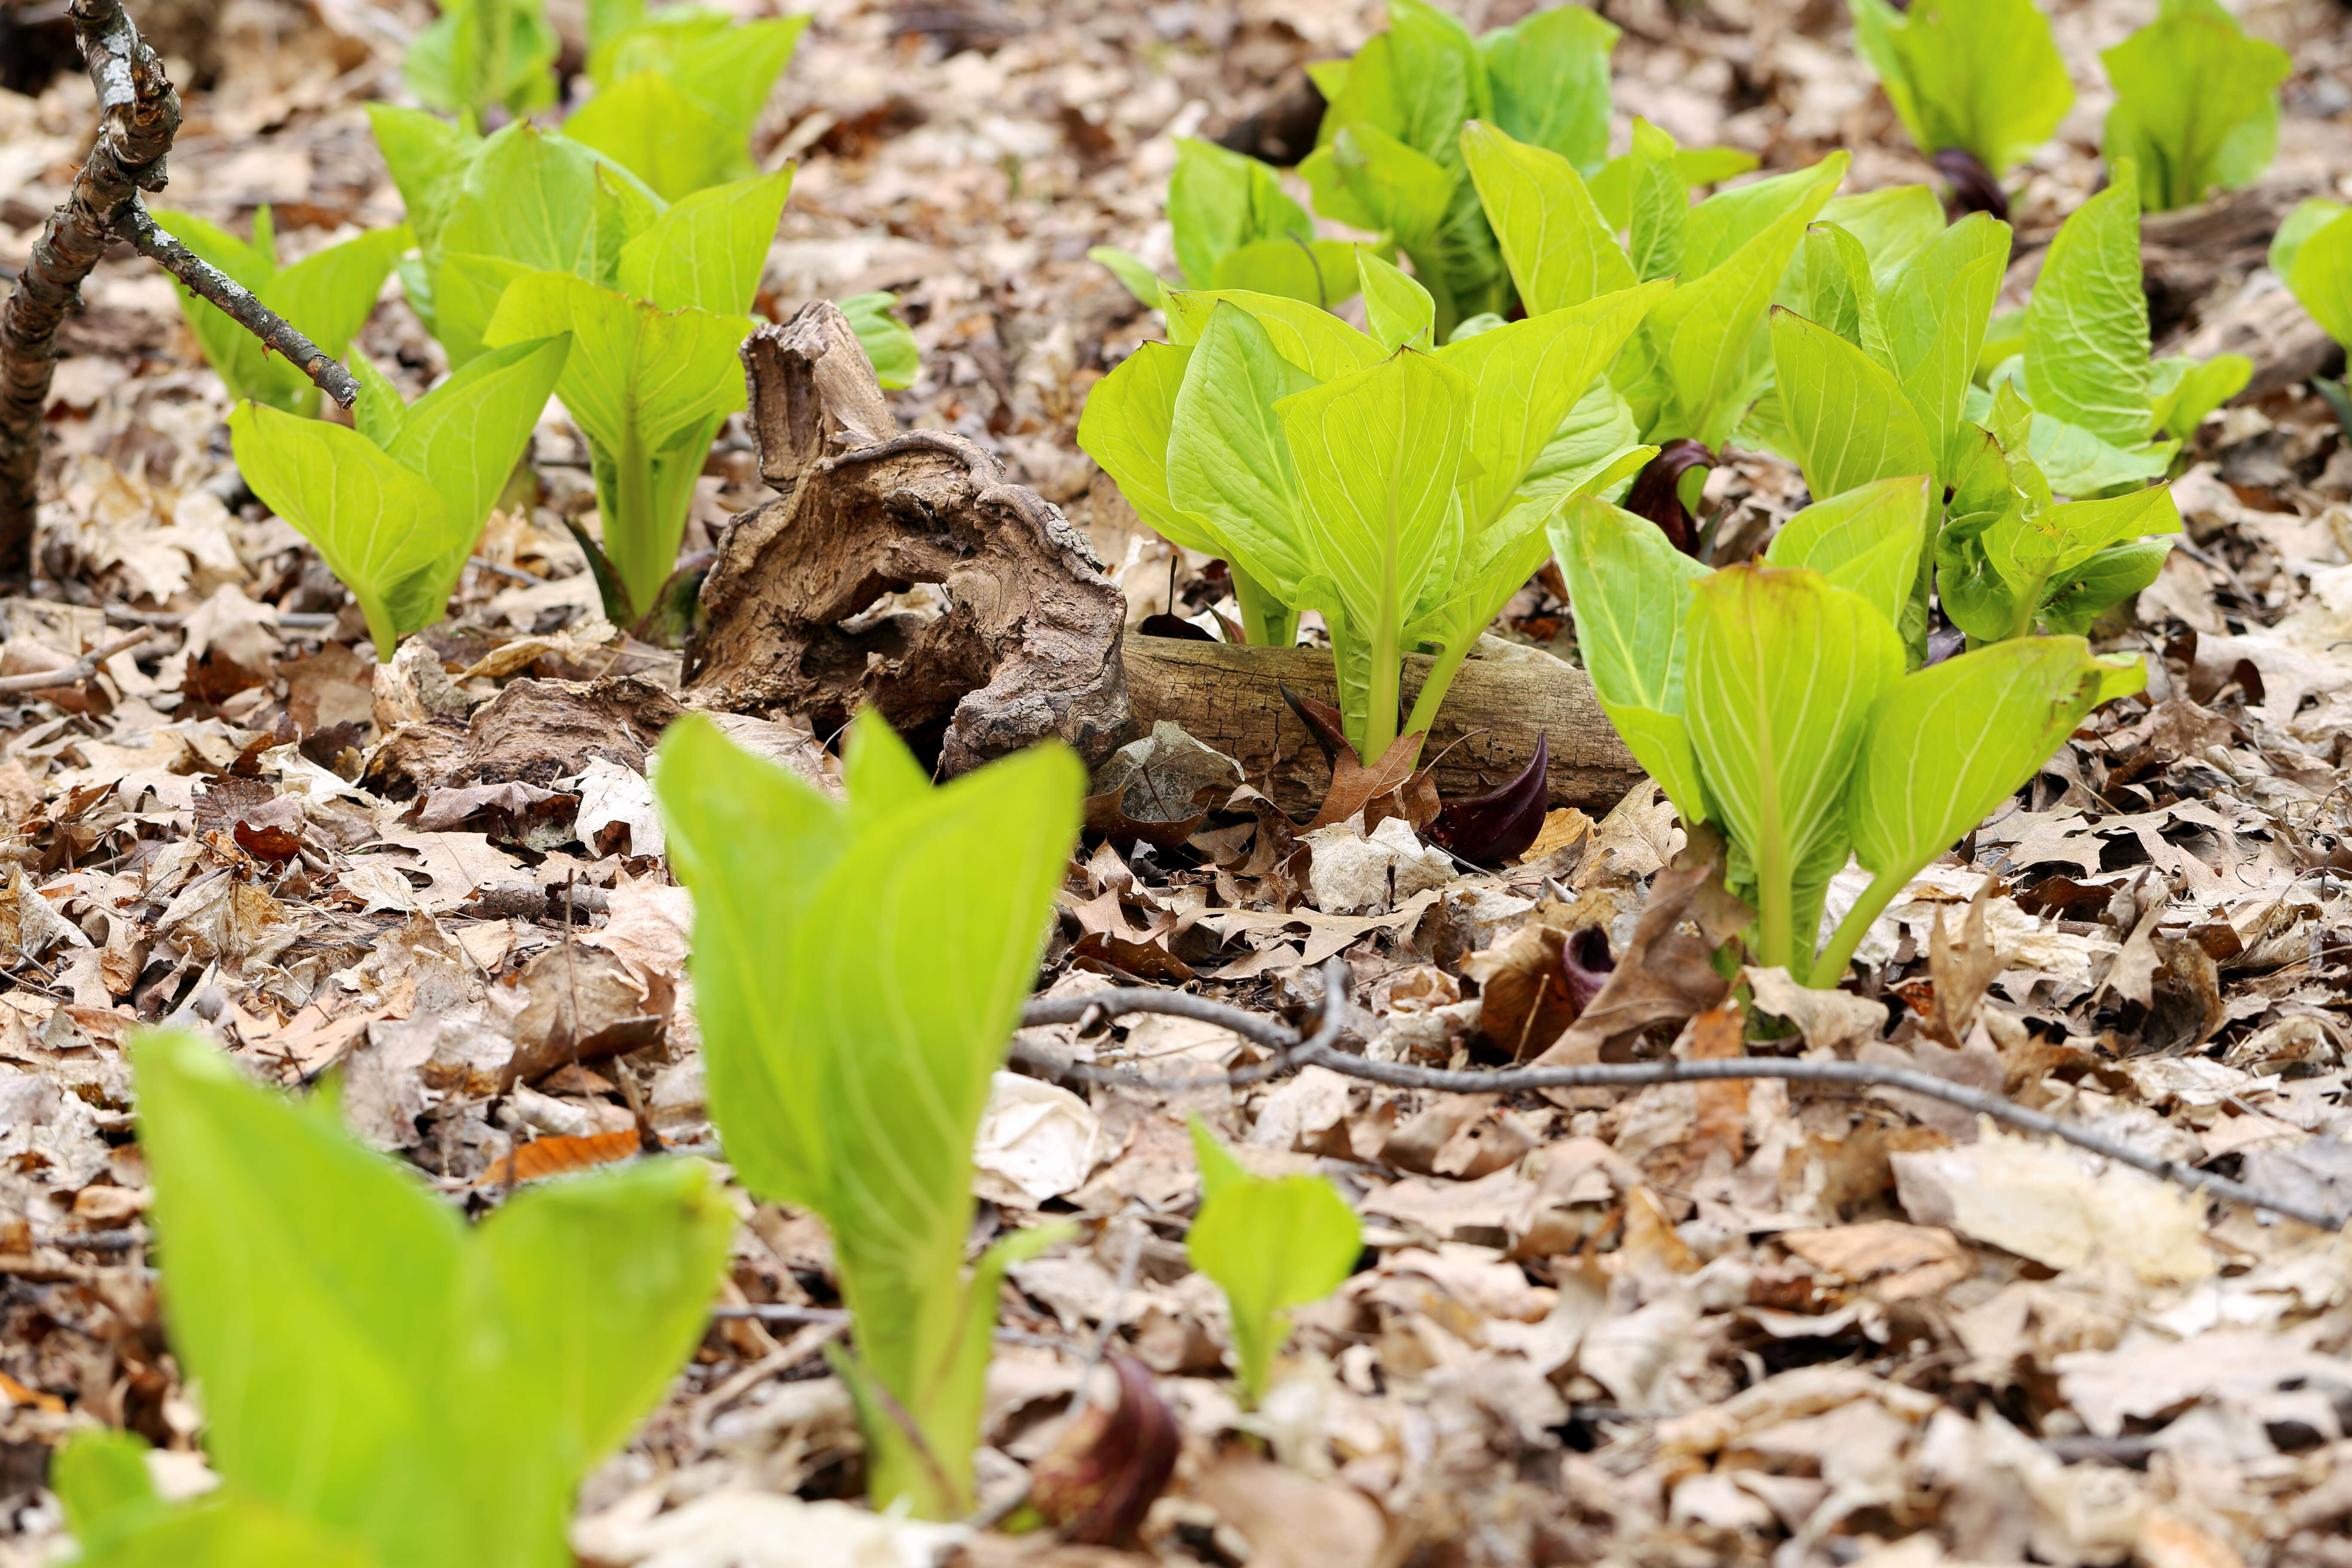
<box><xmin>1852</xmin><ymin>0</ymin><xmax>2289</xmax><ymax>215</ymax></box>
<box><xmin>161</xmin><ymin>5</ymin><xmax>928</xmax><ymax>658</ymax></box>
<box><xmin>56</xmin><ymin>1029</ymin><xmax>732</xmax><ymax>1565</ymax></box>
<box><xmin>1556</xmin><ymin>479</ymin><xmax>2145</xmax><ymax>987</ymax></box>
<box><xmin>1079</xmin><ymin>251</ymin><xmax>1660</xmax><ymax>764</ymax></box>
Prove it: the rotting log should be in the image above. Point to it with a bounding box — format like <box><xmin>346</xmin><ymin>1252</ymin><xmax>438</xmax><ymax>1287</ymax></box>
<box><xmin>1119</xmin><ymin>631</ymin><xmax>1645</xmax><ymax>817</ymax></box>
<box><xmin>688</xmin><ymin>302</ymin><xmax>1131</xmax><ymax>772</ymax></box>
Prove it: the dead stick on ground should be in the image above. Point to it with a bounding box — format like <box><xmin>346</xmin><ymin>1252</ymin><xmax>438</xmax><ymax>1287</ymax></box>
<box><xmin>0</xmin><ymin>0</ymin><xmax>356</xmax><ymax>574</ymax></box>
<box><xmin>0</xmin><ymin>626</ymin><xmax>152</xmax><ymax>694</ymax></box>
<box><xmin>1016</xmin><ymin>962</ymin><xmax>2347</xmax><ymax>1233</ymax></box>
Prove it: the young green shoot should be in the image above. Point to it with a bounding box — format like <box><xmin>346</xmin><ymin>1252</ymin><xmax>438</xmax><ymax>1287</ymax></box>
<box><xmin>1185</xmin><ymin>1118</ymin><xmax>1361</xmax><ymax>1407</ymax></box>
<box><xmin>654</xmin><ymin>712</ymin><xmax>1083</xmax><ymax>1520</ymax></box>
<box><xmin>2101</xmin><ymin>0</ymin><xmax>2289</xmax><ymax>213</ymax></box>
<box><xmin>229</xmin><ymin>334</ymin><xmax>570</xmax><ymax>659</ymax></box>
<box><xmin>53</xmin><ymin>1027</ymin><xmax>732</xmax><ymax>1568</ymax></box>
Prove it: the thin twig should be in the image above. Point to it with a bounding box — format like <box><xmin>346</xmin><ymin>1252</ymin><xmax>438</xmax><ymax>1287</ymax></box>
<box><xmin>114</xmin><ymin>202</ymin><xmax>358</xmax><ymax>406</ymax></box>
<box><xmin>1015</xmin><ymin>962</ymin><xmax>2346</xmax><ymax>1232</ymax></box>
<box><xmin>0</xmin><ymin>625</ymin><xmax>151</xmax><ymax>693</ymax></box>
<box><xmin>0</xmin><ymin>0</ymin><xmax>356</xmax><ymax>567</ymax></box>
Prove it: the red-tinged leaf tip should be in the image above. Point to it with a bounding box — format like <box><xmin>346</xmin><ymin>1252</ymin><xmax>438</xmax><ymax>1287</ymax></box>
<box><xmin>1427</xmin><ymin>732</ymin><xmax>1549</xmax><ymax>866</ymax></box>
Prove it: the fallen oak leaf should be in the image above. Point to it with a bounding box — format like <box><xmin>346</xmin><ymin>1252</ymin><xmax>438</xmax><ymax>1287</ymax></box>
<box><xmin>475</xmin><ymin>1127</ymin><xmax>662</xmax><ymax>1188</ymax></box>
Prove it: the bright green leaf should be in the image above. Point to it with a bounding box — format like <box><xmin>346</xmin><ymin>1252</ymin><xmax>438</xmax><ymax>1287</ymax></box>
<box><xmin>839</xmin><ymin>291</ymin><xmax>921</xmax><ymax>390</ymax></box>
<box><xmin>2022</xmin><ymin>174</ymin><xmax>2153</xmax><ymax>450</ymax></box>
<box><xmin>1185</xmin><ymin>1124</ymin><xmax>1360</xmax><ymax>1407</ymax></box>
<box><xmin>1769</xmin><ymin>307</ymin><xmax>1936</xmax><ymax>500</ymax></box>
<box><xmin>2101</xmin><ymin>0</ymin><xmax>2290</xmax><ymax>211</ymax></box>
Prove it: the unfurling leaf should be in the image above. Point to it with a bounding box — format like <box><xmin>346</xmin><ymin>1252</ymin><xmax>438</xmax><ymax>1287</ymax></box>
<box><xmin>1185</xmin><ymin>1118</ymin><xmax>1362</xmax><ymax>1406</ymax></box>
<box><xmin>655</xmin><ymin>712</ymin><xmax>1084</xmax><ymax>1519</ymax></box>
<box><xmin>230</xmin><ymin>334</ymin><xmax>571</xmax><ymax>660</ymax></box>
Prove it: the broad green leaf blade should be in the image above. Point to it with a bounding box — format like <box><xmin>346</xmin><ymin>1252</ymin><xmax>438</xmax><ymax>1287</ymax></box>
<box><xmin>1639</xmin><ymin>153</ymin><xmax>1845</xmax><ymax>449</ymax></box>
<box><xmin>839</xmin><ymin>291</ymin><xmax>921</xmax><ymax>390</ymax></box>
<box><xmin>1089</xmin><ymin>245</ymin><xmax>1168</xmax><ymax>309</ymax></box>
<box><xmin>1188</xmin><ymin>1115</ymin><xmax>1252</xmax><ymax>1202</ymax></box>
<box><xmin>653</xmin><ymin>715</ymin><xmax>851</xmax><ymax>1208</ymax></box>
<box><xmin>1769</xmin><ymin>308</ymin><xmax>1936</xmax><ymax>500</ymax></box>
<box><xmin>385</xmin><ymin>332</ymin><xmax>571</xmax><ymax>607</ymax></box>
<box><xmin>593</xmin><ymin>12</ymin><xmax>808</xmax><ymax>137</ymax></box>
<box><xmin>1880</xmin><ymin>212</ymin><xmax>2011</xmax><ymax>479</ymax></box>
<box><xmin>1460</xmin><ymin>120</ymin><xmax>1636</xmax><ymax>315</ymax></box>
<box><xmin>2272</xmin><ymin>200</ymin><xmax>2352</xmax><ymax>349</ymax></box>
<box><xmin>1850</xmin><ymin>638</ymin><xmax>2144</xmax><ymax>887</ymax></box>
<box><xmin>1207</xmin><ymin>239</ymin><xmax>1363</xmax><ymax>306</ymax></box>
<box><xmin>483</xmin><ymin>271</ymin><xmax>752</xmax><ymax>614</ymax></box>
<box><xmin>567</xmin><ymin>70</ymin><xmax>744</xmax><ymax>203</ymax></box>
<box><xmin>432</xmin><ymin>124</ymin><xmax>662</xmax><ymax>363</ymax></box>
<box><xmin>64</xmin><ymin>1485</ymin><xmax>376</xmax><ymax>1568</ymax></box>
<box><xmin>616</xmin><ymin>168</ymin><xmax>794</xmax><ymax>315</ymax></box>
<box><xmin>349</xmin><ymin>355</ymin><xmax>409</xmax><ymax>450</ymax></box>
<box><xmin>366</xmin><ymin>104</ymin><xmax>481</xmax><ymax>259</ymax></box>
<box><xmin>1764</xmin><ymin>474</ymin><xmax>1932</xmax><ymax>629</ymax></box>
<box><xmin>2150</xmin><ymin>352</ymin><xmax>2252</xmax><ymax>440</ymax></box>
<box><xmin>1547</xmin><ymin>496</ymin><xmax>1709</xmax><ymax>817</ymax></box>
<box><xmin>1587</xmin><ymin>144</ymin><xmax>1758</xmax><ymax>232</ymax></box>
<box><xmin>1327</xmin><ymin>122</ymin><xmax>1458</xmax><ymax>258</ymax></box>
<box><xmin>1851</xmin><ymin>0</ymin><xmax>2074</xmax><ymax>175</ymax></box>
<box><xmin>1789</xmin><ymin>223</ymin><xmax>1885</xmax><ymax>359</ymax></box>
<box><xmin>1076</xmin><ymin>342</ymin><xmax>1216</xmax><ymax>554</ymax></box>
<box><xmin>1435</xmin><ymin>281</ymin><xmax>1666</xmax><ymax>527</ymax></box>
<box><xmin>2100</xmin><ymin>0</ymin><xmax>2289</xmax><ymax>211</ymax></box>
<box><xmin>1814</xmin><ymin>185</ymin><xmax>1946</xmax><ymax>289</ymax></box>
<box><xmin>1166</xmin><ymin>303</ymin><xmax>1320</xmax><ymax>596</ymax></box>
<box><xmin>1168</xmin><ymin>138</ymin><xmax>1316</xmax><ymax>288</ymax></box>
<box><xmin>1479</xmin><ymin>3</ymin><xmax>1617</xmax><ymax>172</ymax></box>
<box><xmin>1624</xmin><ymin>119</ymin><xmax>1688</xmax><ymax>284</ymax></box>
<box><xmin>132</xmin><ymin>1028</ymin><xmax>467</xmax><ymax>1559</ymax></box>
<box><xmin>1187</xmin><ymin>1164</ymin><xmax>1360</xmax><ymax>1406</ymax></box>
<box><xmin>2039</xmin><ymin>537</ymin><xmax>2174</xmax><ymax>634</ymax></box>
<box><xmin>1684</xmin><ymin>564</ymin><xmax>1902</xmax><ymax>974</ymax></box>
<box><xmin>405</xmin><ymin>0</ymin><xmax>559</xmax><ymax>119</ymax></box>
<box><xmin>1161</xmin><ymin>288</ymin><xmax>1385</xmax><ymax>380</ymax></box>
<box><xmin>1360</xmin><ymin>250</ymin><xmax>1436</xmax><ymax>351</ymax></box>
<box><xmin>1685</xmin><ymin>159</ymin><xmax>1860</xmax><ymax>279</ymax></box>
<box><xmin>473</xmin><ymin>1158</ymin><xmax>734</xmax><ymax>1490</ymax></box>
<box><xmin>54</xmin><ymin>1430</ymin><xmax>168</xmax><ymax>1556</ymax></box>
<box><xmin>1276</xmin><ymin>349</ymin><xmax>1475</xmax><ymax>758</ymax></box>
<box><xmin>657</xmin><ymin>713</ymin><xmax>1082</xmax><ymax>1519</ymax></box>
<box><xmin>2022</xmin><ymin>176</ymin><xmax>2153</xmax><ymax>450</ymax></box>
<box><xmin>229</xmin><ymin>404</ymin><xmax>460</xmax><ymax>658</ymax></box>
<box><xmin>1381</xmin><ymin>0</ymin><xmax>1489</xmax><ymax>164</ymax></box>
<box><xmin>1521</xmin><ymin>379</ymin><xmax>1643</xmax><ymax>500</ymax></box>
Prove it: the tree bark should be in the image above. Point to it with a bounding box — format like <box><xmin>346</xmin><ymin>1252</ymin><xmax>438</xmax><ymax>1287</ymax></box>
<box><xmin>1119</xmin><ymin>631</ymin><xmax>1645</xmax><ymax>817</ymax></box>
<box><xmin>0</xmin><ymin>0</ymin><xmax>354</xmax><ymax>576</ymax></box>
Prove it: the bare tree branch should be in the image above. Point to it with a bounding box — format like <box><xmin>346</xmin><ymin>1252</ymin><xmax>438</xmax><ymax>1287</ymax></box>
<box><xmin>0</xmin><ymin>0</ymin><xmax>356</xmax><ymax>574</ymax></box>
<box><xmin>1015</xmin><ymin>965</ymin><xmax>2347</xmax><ymax>1233</ymax></box>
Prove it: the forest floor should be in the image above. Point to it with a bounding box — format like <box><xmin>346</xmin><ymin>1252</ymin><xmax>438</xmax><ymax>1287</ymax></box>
<box><xmin>4</xmin><ymin>0</ymin><xmax>2352</xmax><ymax>1563</ymax></box>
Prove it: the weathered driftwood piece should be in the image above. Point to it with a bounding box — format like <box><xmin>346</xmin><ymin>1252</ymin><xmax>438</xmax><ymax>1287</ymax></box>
<box><xmin>1119</xmin><ymin>630</ymin><xmax>1645</xmax><ymax>816</ymax></box>
<box><xmin>0</xmin><ymin>0</ymin><xmax>355</xmax><ymax>575</ymax></box>
<box><xmin>688</xmin><ymin>302</ymin><xmax>1131</xmax><ymax>772</ymax></box>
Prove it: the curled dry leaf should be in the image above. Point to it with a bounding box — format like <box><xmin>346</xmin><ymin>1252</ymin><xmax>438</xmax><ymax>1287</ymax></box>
<box><xmin>1027</xmin><ymin>1356</ymin><xmax>1181</xmax><ymax>1547</ymax></box>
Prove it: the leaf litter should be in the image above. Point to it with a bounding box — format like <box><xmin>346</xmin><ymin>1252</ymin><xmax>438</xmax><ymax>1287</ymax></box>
<box><xmin>2</xmin><ymin>0</ymin><xmax>2352</xmax><ymax>1563</ymax></box>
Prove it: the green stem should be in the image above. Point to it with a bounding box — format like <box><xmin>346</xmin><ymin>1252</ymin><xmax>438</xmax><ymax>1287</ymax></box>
<box><xmin>1230</xmin><ymin>566</ymin><xmax>1297</xmax><ymax>649</ymax></box>
<box><xmin>2004</xmin><ymin>572</ymin><xmax>2048</xmax><ymax>642</ymax></box>
<box><xmin>1400</xmin><ymin>632</ymin><xmax>1474</xmax><ymax>764</ymax></box>
<box><xmin>612</xmin><ymin>426</ymin><xmax>655</xmax><ymax>625</ymax></box>
<box><xmin>1813</xmin><ymin>868</ymin><xmax>1905</xmax><ymax>986</ymax></box>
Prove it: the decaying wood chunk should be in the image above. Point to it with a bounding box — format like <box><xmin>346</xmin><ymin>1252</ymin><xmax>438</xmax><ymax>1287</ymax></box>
<box><xmin>1120</xmin><ymin>631</ymin><xmax>1645</xmax><ymax>817</ymax></box>
<box><xmin>688</xmin><ymin>302</ymin><xmax>1131</xmax><ymax>772</ymax></box>
<box><xmin>366</xmin><ymin>676</ymin><xmax>683</xmax><ymax>799</ymax></box>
